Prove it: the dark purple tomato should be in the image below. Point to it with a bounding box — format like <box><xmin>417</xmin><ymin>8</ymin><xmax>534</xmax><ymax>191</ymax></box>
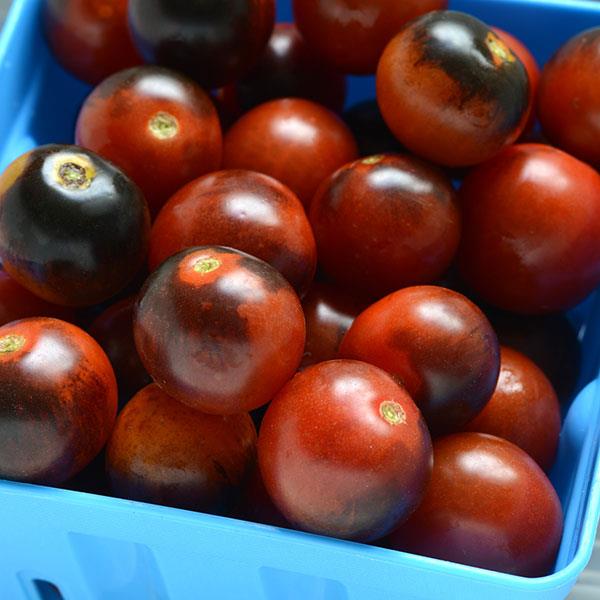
<box><xmin>301</xmin><ymin>282</ymin><xmax>367</xmax><ymax>368</ymax></box>
<box><xmin>388</xmin><ymin>433</ymin><xmax>563</xmax><ymax>577</ymax></box>
<box><xmin>134</xmin><ymin>246</ymin><xmax>305</xmax><ymax>415</ymax></box>
<box><xmin>0</xmin><ymin>317</ymin><xmax>117</xmax><ymax>485</ymax></box>
<box><xmin>76</xmin><ymin>66</ymin><xmax>222</xmax><ymax>218</ymax></box>
<box><xmin>223</xmin><ymin>98</ymin><xmax>358</xmax><ymax>208</ymax></box>
<box><xmin>340</xmin><ymin>286</ymin><xmax>500</xmax><ymax>436</ymax></box>
<box><xmin>310</xmin><ymin>154</ymin><xmax>461</xmax><ymax>298</ymax></box>
<box><xmin>0</xmin><ymin>269</ymin><xmax>75</xmax><ymax>327</ymax></box>
<box><xmin>128</xmin><ymin>0</ymin><xmax>275</xmax><ymax>89</ymax></box>
<box><xmin>107</xmin><ymin>384</ymin><xmax>257</xmax><ymax>513</ymax></box>
<box><xmin>538</xmin><ymin>28</ymin><xmax>600</xmax><ymax>168</ymax></box>
<box><xmin>0</xmin><ymin>145</ymin><xmax>150</xmax><ymax>307</ymax></box>
<box><xmin>458</xmin><ymin>144</ymin><xmax>600</xmax><ymax>313</ymax></box>
<box><xmin>148</xmin><ymin>170</ymin><xmax>316</xmax><ymax>297</ymax></box>
<box><xmin>376</xmin><ymin>11</ymin><xmax>529</xmax><ymax>166</ymax></box>
<box><xmin>293</xmin><ymin>0</ymin><xmax>447</xmax><ymax>75</ymax></box>
<box><xmin>259</xmin><ymin>360</ymin><xmax>433</xmax><ymax>542</ymax></box>
<box><xmin>463</xmin><ymin>347</ymin><xmax>560</xmax><ymax>471</ymax></box>
<box><xmin>45</xmin><ymin>0</ymin><xmax>142</xmax><ymax>85</ymax></box>
<box><xmin>88</xmin><ymin>297</ymin><xmax>151</xmax><ymax>408</ymax></box>
<box><xmin>233</xmin><ymin>23</ymin><xmax>347</xmax><ymax>113</ymax></box>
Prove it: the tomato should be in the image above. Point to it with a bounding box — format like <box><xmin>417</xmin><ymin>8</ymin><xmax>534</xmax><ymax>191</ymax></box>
<box><xmin>107</xmin><ymin>384</ymin><xmax>257</xmax><ymax>513</ymax></box>
<box><xmin>340</xmin><ymin>286</ymin><xmax>500</xmax><ymax>435</ymax></box>
<box><xmin>310</xmin><ymin>154</ymin><xmax>460</xmax><ymax>298</ymax></box>
<box><xmin>148</xmin><ymin>170</ymin><xmax>316</xmax><ymax>297</ymax></box>
<box><xmin>376</xmin><ymin>11</ymin><xmax>529</xmax><ymax>166</ymax></box>
<box><xmin>458</xmin><ymin>144</ymin><xmax>600</xmax><ymax>313</ymax></box>
<box><xmin>134</xmin><ymin>246</ymin><xmax>305</xmax><ymax>415</ymax></box>
<box><xmin>76</xmin><ymin>66</ymin><xmax>222</xmax><ymax>217</ymax></box>
<box><xmin>388</xmin><ymin>433</ymin><xmax>563</xmax><ymax>577</ymax></box>
<box><xmin>223</xmin><ymin>98</ymin><xmax>358</xmax><ymax>208</ymax></box>
<box><xmin>0</xmin><ymin>317</ymin><xmax>117</xmax><ymax>485</ymax></box>
<box><xmin>259</xmin><ymin>360</ymin><xmax>432</xmax><ymax>541</ymax></box>
<box><xmin>0</xmin><ymin>145</ymin><xmax>150</xmax><ymax>307</ymax></box>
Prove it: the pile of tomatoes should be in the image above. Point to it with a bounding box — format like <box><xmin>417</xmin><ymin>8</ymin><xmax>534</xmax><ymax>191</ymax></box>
<box><xmin>1</xmin><ymin>0</ymin><xmax>599</xmax><ymax>579</ymax></box>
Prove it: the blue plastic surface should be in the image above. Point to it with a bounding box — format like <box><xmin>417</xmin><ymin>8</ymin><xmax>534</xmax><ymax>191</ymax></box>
<box><xmin>1</xmin><ymin>1</ymin><xmax>600</xmax><ymax>599</ymax></box>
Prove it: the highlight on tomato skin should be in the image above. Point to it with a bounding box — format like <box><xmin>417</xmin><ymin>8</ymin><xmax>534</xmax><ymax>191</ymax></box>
<box><xmin>0</xmin><ymin>317</ymin><xmax>118</xmax><ymax>486</ymax></box>
<box><xmin>0</xmin><ymin>144</ymin><xmax>150</xmax><ymax>308</ymax></box>
<box><xmin>44</xmin><ymin>0</ymin><xmax>143</xmax><ymax>85</ymax></box>
<box><xmin>258</xmin><ymin>359</ymin><xmax>433</xmax><ymax>542</ymax></box>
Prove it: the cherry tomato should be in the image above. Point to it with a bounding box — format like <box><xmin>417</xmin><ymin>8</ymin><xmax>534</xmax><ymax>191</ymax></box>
<box><xmin>259</xmin><ymin>360</ymin><xmax>432</xmax><ymax>541</ymax></box>
<box><xmin>301</xmin><ymin>282</ymin><xmax>367</xmax><ymax>368</ymax></box>
<box><xmin>310</xmin><ymin>154</ymin><xmax>461</xmax><ymax>298</ymax></box>
<box><xmin>88</xmin><ymin>297</ymin><xmax>151</xmax><ymax>408</ymax></box>
<box><xmin>293</xmin><ymin>0</ymin><xmax>447</xmax><ymax>75</ymax></box>
<box><xmin>107</xmin><ymin>384</ymin><xmax>257</xmax><ymax>513</ymax></box>
<box><xmin>223</xmin><ymin>98</ymin><xmax>358</xmax><ymax>208</ymax></box>
<box><xmin>134</xmin><ymin>246</ymin><xmax>305</xmax><ymax>415</ymax></box>
<box><xmin>233</xmin><ymin>23</ymin><xmax>347</xmax><ymax>113</ymax></box>
<box><xmin>128</xmin><ymin>0</ymin><xmax>275</xmax><ymax>89</ymax></box>
<box><xmin>76</xmin><ymin>66</ymin><xmax>222</xmax><ymax>217</ymax></box>
<box><xmin>538</xmin><ymin>27</ymin><xmax>600</xmax><ymax>168</ymax></box>
<box><xmin>148</xmin><ymin>170</ymin><xmax>316</xmax><ymax>297</ymax></box>
<box><xmin>388</xmin><ymin>433</ymin><xmax>563</xmax><ymax>577</ymax></box>
<box><xmin>463</xmin><ymin>347</ymin><xmax>560</xmax><ymax>471</ymax></box>
<box><xmin>340</xmin><ymin>286</ymin><xmax>500</xmax><ymax>435</ymax></box>
<box><xmin>44</xmin><ymin>0</ymin><xmax>142</xmax><ymax>85</ymax></box>
<box><xmin>458</xmin><ymin>144</ymin><xmax>600</xmax><ymax>313</ymax></box>
<box><xmin>0</xmin><ymin>317</ymin><xmax>117</xmax><ymax>485</ymax></box>
<box><xmin>376</xmin><ymin>11</ymin><xmax>529</xmax><ymax>166</ymax></box>
<box><xmin>0</xmin><ymin>269</ymin><xmax>74</xmax><ymax>327</ymax></box>
<box><xmin>0</xmin><ymin>145</ymin><xmax>150</xmax><ymax>307</ymax></box>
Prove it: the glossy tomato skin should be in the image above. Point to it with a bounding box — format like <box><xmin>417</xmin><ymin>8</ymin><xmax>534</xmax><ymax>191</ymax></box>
<box><xmin>0</xmin><ymin>145</ymin><xmax>150</xmax><ymax>307</ymax></box>
<box><xmin>148</xmin><ymin>170</ymin><xmax>316</xmax><ymax>297</ymax></box>
<box><xmin>340</xmin><ymin>286</ymin><xmax>500</xmax><ymax>436</ymax></box>
<box><xmin>310</xmin><ymin>154</ymin><xmax>461</xmax><ymax>298</ymax></box>
<box><xmin>233</xmin><ymin>23</ymin><xmax>347</xmax><ymax>113</ymax></box>
<box><xmin>76</xmin><ymin>66</ymin><xmax>222</xmax><ymax>218</ymax></box>
<box><xmin>0</xmin><ymin>269</ymin><xmax>74</xmax><ymax>327</ymax></box>
<box><xmin>487</xmin><ymin>309</ymin><xmax>580</xmax><ymax>404</ymax></box>
<box><xmin>293</xmin><ymin>0</ymin><xmax>447</xmax><ymax>75</ymax></box>
<box><xmin>538</xmin><ymin>28</ymin><xmax>600</xmax><ymax>167</ymax></box>
<box><xmin>458</xmin><ymin>144</ymin><xmax>600</xmax><ymax>314</ymax></box>
<box><xmin>301</xmin><ymin>282</ymin><xmax>367</xmax><ymax>368</ymax></box>
<box><xmin>0</xmin><ymin>317</ymin><xmax>117</xmax><ymax>485</ymax></box>
<box><xmin>45</xmin><ymin>0</ymin><xmax>142</xmax><ymax>85</ymax></box>
<box><xmin>259</xmin><ymin>360</ymin><xmax>433</xmax><ymax>542</ymax></box>
<box><xmin>128</xmin><ymin>0</ymin><xmax>275</xmax><ymax>89</ymax></box>
<box><xmin>463</xmin><ymin>347</ymin><xmax>560</xmax><ymax>471</ymax></box>
<box><xmin>343</xmin><ymin>101</ymin><xmax>404</xmax><ymax>157</ymax></box>
<box><xmin>88</xmin><ymin>297</ymin><xmax>151</xmax><ymax>408</ymax></box>
<box><xmin>134</xmin><ymin>246</ymin><xmax>305</xmax><ymax>415</ymax></box>
<box><xmin>388</xmin><ymin>433</ymin><xmax>563</xmax><ymax>577</ymax></box>
<box><xmin>376</xmin><ymin>11</ymin><xmax>529</xmax><ymax>166</ymax></box>
<box><xmin>223</xmin><ymin>98</ymin><xmax>358</xmax><ymax>208</ymax></box>
<box><xmin>492</xmin><ymin>27</ymin><xmax>540</xmax><ymax>134</ymax></box>
<box><xmin>107</xmin><ymin>384</ymin><xmax>257</xmax><ymax>513</ymax></box>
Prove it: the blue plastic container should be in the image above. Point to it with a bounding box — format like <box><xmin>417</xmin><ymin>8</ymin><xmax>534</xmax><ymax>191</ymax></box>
<box><xmin>1</xmin><ymin>1</ymin><xmax>600</xmax><ymax>598</ymax></box>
